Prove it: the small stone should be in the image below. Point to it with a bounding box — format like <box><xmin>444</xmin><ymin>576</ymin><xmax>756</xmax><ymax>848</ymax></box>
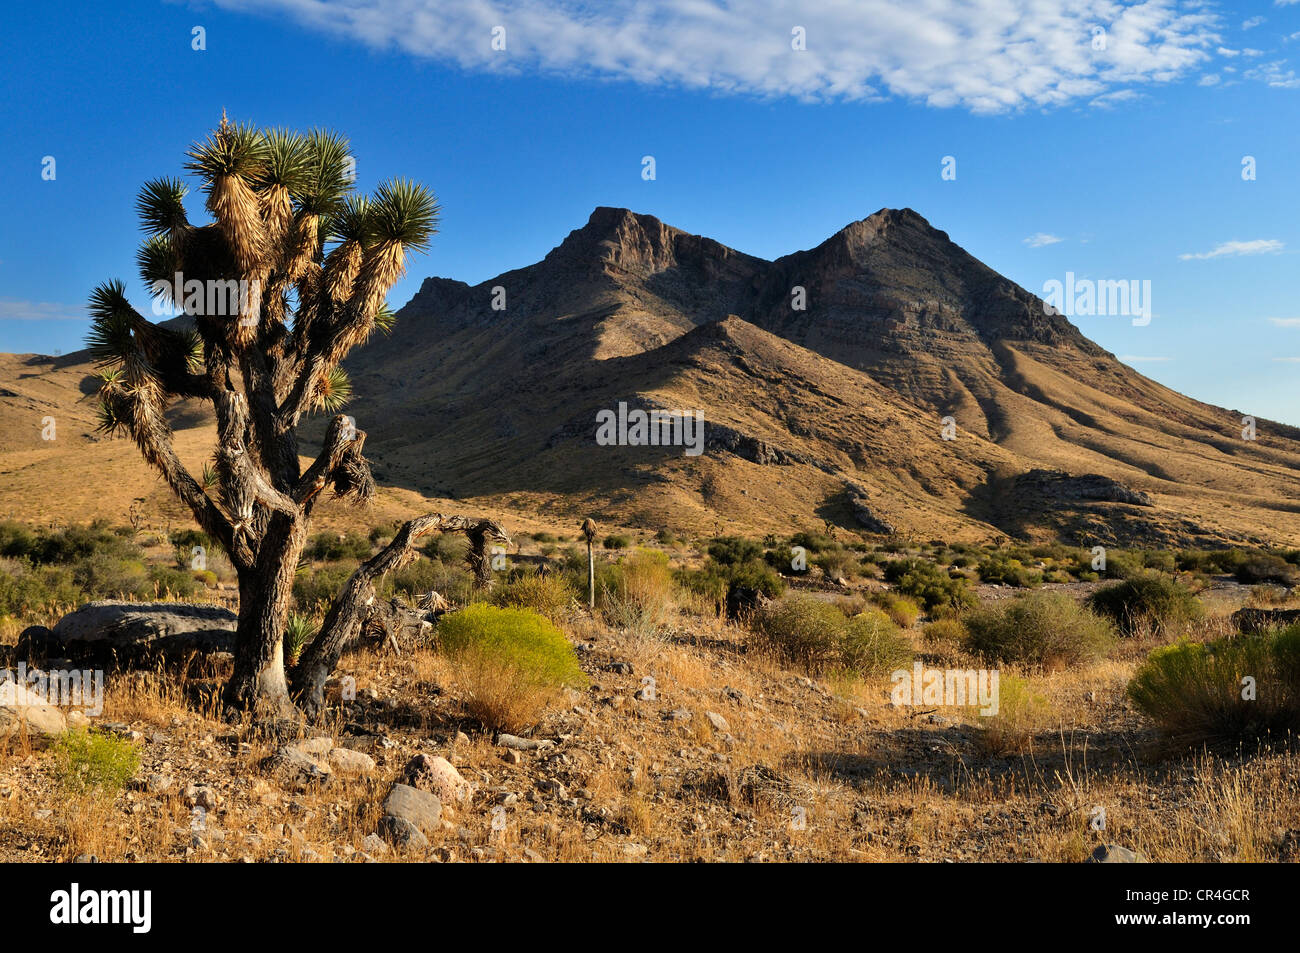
<box><xmin>361</xmin><ymin>833</ymin><xmax>389</xmax><ymax>857</ymax></box>
<box><xmin>1087</xmin><ymin>844</ymin><xmax>1146</xmax><ymax>863</ymax></box>
<box><xmin>704</xmin><ymin>711</ymin><xmax>730</xmax><ymax>733</ymax></box>
<box><xmin>326</xmin><ymin>747</ymin><xmax>376</xmax><ymax>776</ymax></box>
<box><xmin>400</xmin><ymin>754</ymin><xmax>473</xmax><ymax>805</ymax></box>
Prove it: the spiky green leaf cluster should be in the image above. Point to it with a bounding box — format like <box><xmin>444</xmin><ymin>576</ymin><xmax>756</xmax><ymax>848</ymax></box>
<box><xmin>369</xmin><ymin>179</ymin><xmax>439</xmax><ymax>250</ymax></box>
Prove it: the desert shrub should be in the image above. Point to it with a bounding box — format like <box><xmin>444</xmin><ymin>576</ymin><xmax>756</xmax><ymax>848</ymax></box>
<box><xmin>147</xmin><ymin>565</ymin><xmax>198</xmax><ymax>598</ymax></box>
<box><xmin>1247</xmin><ymin>584</ymin><xmax>1292</xmax><ymax>607</ymax></box>
<box><xmin>422</xmin><ymin>532</ymin><xmax>469</xmax><ymax>564</ymax></box>
<box><xmin>753</xmin><ymin>594</ymin><xmax>910</xmax><ymax>676</ymax></box>
<box><xmin>814</xmin><ymin>548</ymin><xmax>859</xmax><ymax>581</ymax></box>
<box><xmin>293</xmin><ymin>560</ymin><xmax>358</xmax><ymax>612</ymax></box>
<box><xmin>192</xmin><ymin>569</ymin><xmax>218</xmax><ymax>589</ymax></box>
<box><xmin>882</xmin><ymin>558</ymin><xmax>977</xmax><ymax>612</ymax></box>
<box><xmin>790</xmin><ymin>530</ymin><xmax>837</xmax><ymax>554</ymax></box>
<box><xmin>965</xmin><ymin>591</ymin><xmax>1114</xmax><ymax>667</ymax></box>
<box><xmin>0</xmin><ymin>521</ymin><xmax>38</xmax><ymax>559</ymax></box>
<box><xmin>707</xmin><ymin>536</ymin><xmax>764</xmax><ymax>565</ymax></box>
<box><xmin>1089</xmin><ymin>572</ymin><xmax>1204</xmax><ymax>637</ymax></box>
<box><xmin>922</xmin><ymin>616</ymin><xmax>967</xmax><ymax>646</ymax></box>
<box><xmin>653</xmin><ymin>528</ymin><xmax>679</xmax><ymax>546</ymax></box>
<box><xmin>1235</xmin><ymin>555</ymin><xmax>1299</xmax><ymax>587</ymax></box>
<box><xmin>305</xmin><ymin>530</ymin><xmax>372</xmax><ymax>562</ymax></box>
<box><xmin>1128</xmin><ymin>626</ymin><xmax>1300</xmax><ymax>746</ymax></box>
<box><xmin>437</xmin><ymin>605</ymin><xmax>586</xmax><ymax>731</ymax></box>
<box><xmin>600</xmin><ymin>550</ymin><xmax>675</xmax><ymax>635</ymax></box>
<box><xmin>491</xmin><ymin>571</ymin><xmax>576</xmax><ymax>620</ymax></box>
<box><xmin>52</xmin><ymin>729</ymin><xmax>140</xmax><ymax>795</ymax></box>
<box><xmin>73</xmin><ymin>553</ymin><xmax>149</xmax><ymax>599</ymax></box>
<box><xmin>840</xmin><ymin>608</ymin><xmax>913</xmax><ymax>678</ymax></box>
<box><xmin>676</xmin><ymin>558</ymin><xmax>785</xmax><ymax>614</ymax></box>
<box><xmin>978</xmin><ymin>675</ymin><xmax>1053</xmax><ymax>755</ymax></box>
<box><xmin>871</xmin><ymin>592</ymin><xmax>921</xmax><ymax>628</ymax></box>
<box><xmin>0</xmin><ymin>562</ymin><xmax>80</xmax><ymax>616</ymax></box>
<box><xmin>1098</xmin><ymin>549</ymin><xmax>1145</xmax><ymax>579</ymax></box>
<box><xmin>283</xmin><ymin>613</ymin><xmax>318</xmax><ymax>666</ymax></box>
<box><xmin>602</xmin><ymin>534</ymin><xmax>632</xmax><ymax>550</ymax></box>
<box><xmin>368</xmin><ymin>524</ymin><xmax>396</xmax><ymax>546</ymax></box>
<box><xmin>977</xmin><ymin>554</ymin><xmax>1042</xmax><ymax>588</ymax></box>
<box><xmin>531</xmin><ymin>531</ymin><xmax>558</xmax><ymax>544</ymax></box>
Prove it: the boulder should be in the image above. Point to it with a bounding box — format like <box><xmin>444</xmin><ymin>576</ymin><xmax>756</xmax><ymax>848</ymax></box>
<box><xmin>21</xmin><ymin>601</ymin><xmax>237</xmax><ymax>662</ymax></box>
<box><xmin>262</xmin><ymin>744</ymin><xmax>333</xmax><ymax>790</ymax></box>
<box><xmin>0</xmin><ymin>682</ymin><xmax>68</xmax><ymax>747</ymax></box>
<box><xmin>1087</xmin><ymin>844</ymin><xmax>1146</xmax><ymax>863</ymax></box>
<box><xmin>1232</xmin><ymin>607</ymin><xmax>1300</xmax><ymax>635</ymax></box>
<box><xmin>399</xmin><ymin>753</ymin><xmax>474</xmax><ymax>805</ymax></box>
<box><xmin>380</xmin><ymin>783</ymin><xmax>442</xmax><ymax>845</ymax></box>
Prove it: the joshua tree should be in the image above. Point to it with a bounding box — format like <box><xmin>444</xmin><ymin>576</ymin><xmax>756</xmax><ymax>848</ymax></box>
<box><xmin>581</xmin><ymin>518</ymin><xmax>598</xmax><ymax>609</ymax></box>
<box><xmin>87</xmin><ymin>116</ymin><xmax>506</xmax><ymax>717</ymax></box>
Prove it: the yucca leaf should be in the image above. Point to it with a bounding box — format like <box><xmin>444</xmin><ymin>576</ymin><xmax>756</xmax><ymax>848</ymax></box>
<box><xmin>369</xmin><ymin>178</ymin><xmax>439</xmax><ymax>251</ymax></box>
<box><xmin>258</xmin><ymin>128</ymin><xmax>310</xmax><ymax>193</ymax></box>
<box><xmin>86</xmin><ymin>281</ymin><xmax>137</xmax><ymax>365</ymax></box>
<box><xmin>297</xmin><ymin>129</ymin><xmax>354</xmax><ymax>215</ymax></box>
<box><xmin>184</xmin><ymin>119</ymin><xmax>269</xmax><ymax>183</ymax></box>
<box><xmin>136</xmin><ymin>177</ymin><xmax>190</xmax><ymax>236</ymax></box>
<box><xmin>315</xmin><ymin>365</ymin><xmax>353</xmax><ymax>412</ymax></box>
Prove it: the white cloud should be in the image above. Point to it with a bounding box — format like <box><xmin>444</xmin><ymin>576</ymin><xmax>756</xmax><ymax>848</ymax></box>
<box><xmin>1179</xmin><ymin>239</ymin><xmax>1285</xmax><ymax>260</ymax></box>
<box><xmin>1218</xmin><ymin>46</ymin><xmax>1241</xmax><ymax>55</ymax></box>
<box><xmin>1199</xmin><ymin>72</ymin><xmax>1221</xmax><ymax>84</ymax></box>
<box><xmin>1090</xmin><ymin>88</ymin><xmax>1143</xmax><ymax>108</ymax></box>
<box><xmin>208</xmin><ymin>0</ymin><xmax>1224</xmax><ymax>113</ymax></box>
<box><xmin>0</xmin><ymin>298</ymin><xmax>85</xmax><ymax>321</ymax></box>
<box><xmin>1269</xmin><ymin>317</ymin><xmax>1300</xmax><ymax>326</ymax></box>
<box><xmin>1023</xmin><ymin>232</ymin><xmax>1063</xmax><ymax>247</ymax></box>
<box><xmin>1245</xmin><ymin>60</ymin><xmax>1300</xmax><ymax>87</ymax></box>
<box><xmin>1243</xmin><ymin>16</ymin><xmax>1265</xmax><ymax>29</ymax></box>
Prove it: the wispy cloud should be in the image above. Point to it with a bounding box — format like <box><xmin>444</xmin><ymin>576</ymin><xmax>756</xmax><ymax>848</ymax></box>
<box><xmin>1023</xmin><ymin>232</ymin><xmax>1063</xmax><ymax>248</ymax></box>
<box><xmin>1244</xmin><ymin>60</ymin><xmax>1300</xmax><ymax>87</ymax></box>
<box><xmin>1269</xmin><ymin>317</ymin><xmax>1300</xmax><ymax>327</ymax></box>
<box><xmin>209</xmin><ymin>0</ymin><xmax>1224</xmax><ymax>113</ymax></box>
<box><xmin>0</xmin><ymin>298</ymin><xmax>85</xmax><ymax>322</ymax></box>
<box><xmin>1243</xmin><ymin>16</ymin><xmax>1266</xmax><ymax>29</ymax></box>
<box><xmin>1179</xmin><ymin>239</ymin><xmax>1284</xmax><ymax>260</ymax></box>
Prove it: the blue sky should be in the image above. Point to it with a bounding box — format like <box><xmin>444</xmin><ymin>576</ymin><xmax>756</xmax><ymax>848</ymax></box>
<box><xmin>2</xmin><ymin>0</ymin><xmax>1299</xmax><ymax>423</ymax></box>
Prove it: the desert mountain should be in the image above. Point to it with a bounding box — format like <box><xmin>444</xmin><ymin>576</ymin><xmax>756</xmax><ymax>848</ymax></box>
<box><xmin>4</xmin><ymin>206</ymin><xmax>1300</xmax><ymax>546</ymax></box>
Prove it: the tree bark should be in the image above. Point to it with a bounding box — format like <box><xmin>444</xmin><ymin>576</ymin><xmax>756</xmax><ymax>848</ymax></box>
<box><xmin>222</xmin><ymin>512</ymin><xmax>305</xmax><ymax>716</ymax></box>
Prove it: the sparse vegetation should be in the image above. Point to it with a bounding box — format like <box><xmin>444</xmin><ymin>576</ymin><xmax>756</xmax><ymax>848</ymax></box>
<box><xmin>1128</xmin><ymin>626</ymin><xmax>1300</xmax><ymax>746</ymax></box>
<box><xmin>753</xmin><ymin>593</ymin><xmax>911</xmax><ymax>677</ymax></box>
<box><xmin>965</xmin><ymin>591</ymin><xmax>1114</xmax><ymax>668</ymax></box>
<box><xmin>52</xmin><ymin>729</ymin><xmax>140</xmax><ymax>796</ymax></box>
<box><xmin>1089</xmin><ymin>572</ymin><xmax>1204</xmax><ymax>637</ymax></box>
<box><xmin>436</xmin><ymin>605</ymin><xmax>587</xmax><ymax>732</ymax></box>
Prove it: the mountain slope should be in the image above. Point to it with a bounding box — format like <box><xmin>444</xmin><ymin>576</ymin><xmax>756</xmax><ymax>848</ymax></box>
<box><xmin>3</xmin><ymin>207</ymin><xmax>1299</xmax><ymax>546</ymax></box>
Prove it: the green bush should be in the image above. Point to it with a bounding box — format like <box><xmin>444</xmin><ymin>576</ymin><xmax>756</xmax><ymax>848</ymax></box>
<box><xmin>599</xmin><ymin>550</ymin><xmax>675</xmax><ymax>634</ymax></box>
<box><xmin>293</xmin><ymin>561</ymin><xmax>358</xmax><ymax>612</ymax></box>
<box><xmin>1235</xmin><ymin>555</ymin><xmax>1299</xmax><ymax>587</ymax></box>
<box><xmin>871</xmin><ymin>592</ymin><xmax>921</xmax><ymax>628</ymax></box>
<box><xmin>437</xmin><ymin>605</ymin><xmax>587</xmax><ymax>731</ymax></box>
<box><xmin>1128</xmin><ymin>626</ymin><xmax>1300</xmax><ymax>746</ymax></box>
<box><xmin>491</xmin><ymin>571</ymin><xmax>576</xmax><ymax>620</ymax></box>
<box><xmin>965</xmin><ymin>591</ymin><xmax>1114</xmax><ymax>667</ymax></box>
<box><xmin>602</xmin><ymin>534</ymin><xmax>632</xmax><ymax>550</ymax></box>
<box><xmin>977</xmin><ymin>554</ymin><xmax>1042</xmax><ymax>588</ymax></box>
<box><xmin>841</xmin><ymin>608</ymin><xmax>914</xmax><ymax>677</ymax></box>
<box><xmin>753</xmin><ymin>594</ymin><xmax>911</xmax><ymax>677</ymax></box>
<box><xmin>1089</xmin><ymin>572</ymin><xmax>1204</xmax><ymax>637</ymax></box>
<box><xmin>305</xmin><ymin>530</ymin><xmax>373</xmax><ymax>562</ymax></box>
<box><xmin>814</xmin><ymin>548</ymin><xmax>859</xmax><ymax>581</ymax></box>
<box><xmin>52</xmin><ymin>729</ymin><xmax>140</xmax><ymax>795</ymax></box>
<box><xmin>147</xmin><ymin>565</ymin><xmax>198</xmax><ymax>598</ymax></box>
<box><xmin>676</xmin><ymin>558</ymin><xmax>785</xmax><ymax>613</ymax></box>
<box><xmin>707</xmin><ymin>536</ymin><xmax>764</xmax><ymax>565</ymax></box>
<box><xmin>882</xmin><ymin>558</ymin><xmax>977</xmax><ymax>612</ymax></box>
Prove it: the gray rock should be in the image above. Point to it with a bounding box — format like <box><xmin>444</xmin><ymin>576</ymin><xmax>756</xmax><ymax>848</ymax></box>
<box><xmin>378</xmin><ymin>814</ymin><xmax>429</xmax><ymax>849</ymax></box>
<box><xmin>0</xmin><ymin>682</ymin><xmax>68</xmax><ymax>746</ymax></box>
<box><xmin>327</xmin><ymin>747</ymin><xmax>376</xmax><ymax>776</ymax></box>
<box><xmin>381</xmin><ymin>783</ymin><xmax>443</xmax><ymax>837</ymax></box>
<box><xmin>1088</xmin><ymin>844</ymin><xmax>1146</xmax><ymax>863</ymax></box>
<box><xmin>496</xmin><ymin>734</ymin><xmax>555</xmax><ymax>752</ymax></box>
<box><xmin>262</xmin><ymin>745</ymin><xmax>333</xmax><ymax>790</ymax></box>
<box><xmin>704</xmin><ymin>711</ymin><xmax>730</xmax><ymax>733</ymax></box>
<box><xmin>28</xmin><ymin>600</ymin><xmax>238</xmax><ymax>661</ymax></box>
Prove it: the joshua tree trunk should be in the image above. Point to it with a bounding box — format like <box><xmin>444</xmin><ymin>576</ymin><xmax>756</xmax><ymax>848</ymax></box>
<box><xmin>581</xmin><ymin>518</ymin><xmax>597</xmax><ymax>610</ymax></box>
<box><xmin>224</xmin><ymin>514</ymin><xmax>306</xmax><ymax>714</ymax></box>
